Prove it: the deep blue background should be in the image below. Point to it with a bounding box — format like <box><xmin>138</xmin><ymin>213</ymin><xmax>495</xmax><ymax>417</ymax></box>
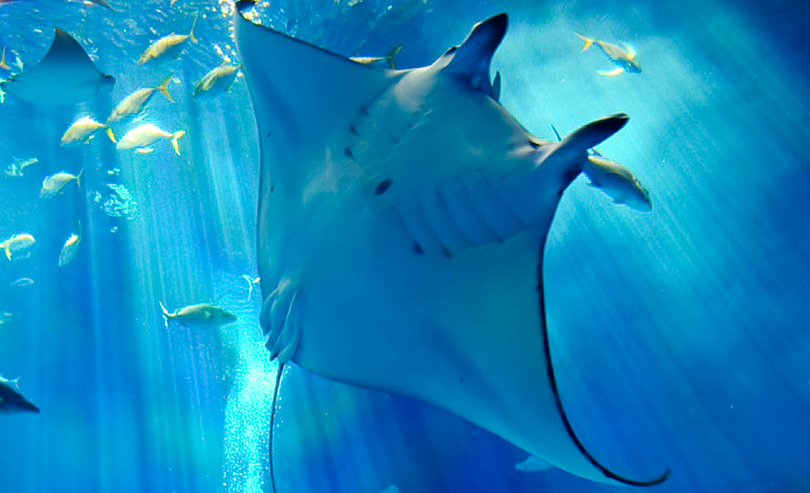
<box><xmin>0</xmin><ymin>0</ymin><xmax>808</xmax><ymax>492</ymax></box>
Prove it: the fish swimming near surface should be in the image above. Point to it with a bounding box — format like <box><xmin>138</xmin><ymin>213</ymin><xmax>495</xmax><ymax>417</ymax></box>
<box><xmin>159</xmin><ymin>301</ymin><xmax>237</xmax><ymax>329</ymax></box>
<box><xmin>235</xmin><ymin>2</ymin><xmax>667</xmax><ymax>489</ymax></box>
<box><xmin>60</xmin><ymin>116</ymin><xmax>115</xmax><ymax>145</ymax></box>
<box><xmin>0</xmin><ymin>376</ymin><xmax>39</xmax><ymax>414</ymax></box>
<box><xmin>138</xmin><ymin>16</ymin><xmax>198</xmax><ymax>64</ymax></box>
<box><xmin>1</xmin><ymin>28</ymin><xmax>115</xmax><ymax>105</ymax></box>
<box><xmin>0</xmin><ymin>233</ymin><xmax>35</xmax><ymax>260</ymax></box>
<box><xmin>40</xmin><ymin>170</ymin><xmax>82</xmax><ymax>197</ymax></box>
<box><xmin>106</xmin><ymin>74</ymin><xmax>173</xmax><ymax>126</ymax></box>
<box><xmin>116</xmin><ymin>123</ymin><xmax>185</xmax><ymax>155</ymax></box>
<box><xmin>575</xmin><ymin>33</ymin><xmax>641</xmax><ymax>77</ymax></box>
<box><xmin>4</xmin><ymin>157</ymin><xmax>38</xmax><ymax>177</ymax></box>
<box><xmin>193</xmin><ymin>62</ymin><xmax>241</xmax><ymax>99</ymax></box>
<box><xmin>11</xmin><ymin>277</ymin><xmax>34</xmax><ymax>287</ymax></box>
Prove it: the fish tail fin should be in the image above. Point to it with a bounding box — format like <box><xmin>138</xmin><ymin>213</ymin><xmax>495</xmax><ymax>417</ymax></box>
<box><xmin>189</xmin><ymin>15</ymin><xmax>199</xmax><ymax>44</ymax></box>
<box><xmin>5</xmin><ymin>245</ymin><xmax>10</xmax><ymax>261</ymax></box>
<box><xmin>574</xmin><ymin>32</ymin><xmax>593</xmax><ymax>52</ymax></box>
<box><xmin>0</xmin><ymin>46</ymin><xmax>9</xmax><ymax>70</ymax></box>
<box><xmin>157</xmin><ymin>73</ymin><xmax>174</xmax><ymax>102</ymax></box>
<box><xmin>171</xmin><ymin>130</ymin><xmax>185</xmax><ymax>156</ymax></box>
<box><xmin>76</xmin><ymin>168</ymin><xmax>84</xmax><ymax>189</ymax></box>
<box><xmin>105</xmin><ymin>127</ymin><xmax>117</xmax><ymax>143</ymax></box>
<box><xmin>385</xmin><ymin>45</ymin><xmax>402</xmax><ymax>70</ymax></box>
<box><xmin>159</xmin><ymin>301</ymin><xmax>172</xmax><ymax>320</ymax></box>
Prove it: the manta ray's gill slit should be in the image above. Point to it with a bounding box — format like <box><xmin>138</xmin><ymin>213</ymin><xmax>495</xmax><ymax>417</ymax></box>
<box><xmin>391</xmin><ymin>203</ymin><xmax>444</xmax><ymax>257</ymax></box>
<box><xmin>418</xmin><ymin>188</ymin><xmax>474</xmax><ymax>253</ymax></box>
<box><xmin>462</xmin><ymin>174</ymin><xmax>526</xmax><ymax>242</ymax></box>
<box><xmin>438</xmin><ymin>180</ymin><xmax>502</xmax><ymax>246</ymax></box>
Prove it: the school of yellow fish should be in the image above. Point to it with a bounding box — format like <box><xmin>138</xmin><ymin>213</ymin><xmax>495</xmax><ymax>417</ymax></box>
<box><xmin>0</xmin><ymin>3</ymin><xmax>245</xmax><ymax>413</ymax></box>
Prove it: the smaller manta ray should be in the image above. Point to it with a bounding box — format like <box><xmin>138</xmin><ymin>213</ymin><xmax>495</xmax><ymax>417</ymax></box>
<box><xmin>235</xmin><ymin>2</ymin><xmax>667</xmax><ymax>490</ymax></box>
<box><xmin>0</xmin><ymin>377</ymin><xmax>39</xmax><ymax>414</ymax></box>
<box><xmin>1</xmin><ymin>28</ymin><xmax>114</xmax><ymax>105</ymax></box>
<box><xmin>575</xmin><ymin>33</ymin><xmax>641</xmax><ymax>77</ymax></box>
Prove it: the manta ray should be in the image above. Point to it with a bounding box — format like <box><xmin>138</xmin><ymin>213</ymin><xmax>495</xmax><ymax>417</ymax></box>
<box><xmin>234</xmin><ymin>2</ymin><xmax>668</xmax><ymax>489</ymax></box>
<box><xmin>1</xmin><ymin>27</ymin><xmax>114</xmax><ymax>105</ymax></box>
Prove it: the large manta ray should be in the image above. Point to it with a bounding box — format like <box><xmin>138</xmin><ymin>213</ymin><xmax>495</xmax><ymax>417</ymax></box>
<box><xmin>234</xmin><ymin>2</ymin><xmax>668</xmax><ymax>488</ymax></box>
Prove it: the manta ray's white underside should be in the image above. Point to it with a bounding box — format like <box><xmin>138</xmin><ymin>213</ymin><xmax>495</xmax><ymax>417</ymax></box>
<box><xmin>234</xmin><ymin>2</ymin><xmax>667</xmax><ymax>488</ymax></box>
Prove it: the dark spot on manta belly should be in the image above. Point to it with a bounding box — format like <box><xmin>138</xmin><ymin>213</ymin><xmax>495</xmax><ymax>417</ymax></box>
<box><xmin>374</xmin><ymin>179</ymin><xmax>392</xmax><ymax>196</ymax></box>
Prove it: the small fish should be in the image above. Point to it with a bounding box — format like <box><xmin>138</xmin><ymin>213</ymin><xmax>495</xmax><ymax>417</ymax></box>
<box><xmin>0</xmin><ymin>233</ymin><xmax>35</xmax><ymax>260</ymax></box>
<box><xmin>193</xmin><ymin>63</ymin><xmax>241</xmax><ymax>99</ymax></box>
<box><xmin>549</xmin><ymin>124</ymin><xmax>650</xmax><ymax>211</ymax></box>
<box><xmin>11</xmin><ymin>278</ymin><xmax>34</xmax><ymax>287</ymax></box>
<box><xmin>60</xmin><ymin>116</ymin><xmax>115</xmax><ymax>145</ymax></box>
<box><xmin>58</xmin><ymin>230</ymin><xmax>81</xmax><ymax>266</ymax></box>
<box><xmin>349</xmin><ymin>45</ymin><xmax>401</xmax><ymax>69</ymax></box>
<box><xmin>40</xmin><ymin>170</ymin><xmax>82</xmax><ymax>198</ymax></box>
<box><xmin>583</xmin><ymin>154</ymin><xmax>652</xmax><ymax>211</ymax></box>
<box><xmin>0</xmin><ymin>311</ymin><xmax>16</xmax><ymax>324</ymax></box>
<box><xmin>78</xmin><ymin>0</ymin><xmax>113</xmax><ymax>10</ymax></box>
<box><xmin>116</xmin><ymin>123</ymin><xmax>185</xmax><ymax>155</ymax></box>
<box><xmin>575</xmin><ymin>33</ymin><xmax>641</xmax><ymax>77</ymax></box>
<box><xmin>0</xmin><ymin>376</ymin><xmax>40</xmax><ymax>414</ymax></box>
<box><xmin>138</xmin><ymin>16</ymin><xmax>198</xmax><ymax>64</ymax></box>
<box><xmin>4</xmin><ymin>157</ymin><xmax>38</xmax><ymax>177</ymax></box>
<box><xmin>106</xmin><ymin>74</ymin><xmax>173</xmax><ymax>126</ymax></box>
<box><xmin>159</xmin><ymin>301</ymin><xmax>237</xmax><ymax>329</ymax></box>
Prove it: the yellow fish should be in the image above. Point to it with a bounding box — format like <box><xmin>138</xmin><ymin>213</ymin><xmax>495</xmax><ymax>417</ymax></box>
<box><xmin>106</xmin><ymin>74</ymin><xmax>173</xmax><ymax>125</ymax></box>
<box><xmin>0</xmin><ymin>233</ymin><xmax>35</xmax><ymax>261</ymax></box>
<box><xmin>575</xmin><ymin>33</ymin><xmax>641</xmax><ymax>77</ymax></box>
<box><xmin>116</xmin><ymin>123</ymin><xmax>185</xmax><ymax>155</ymax></box>
<box><xmin>60</xmin><ymin>116</ymin><xmax>115</xmax><ymax>145</ymax></box>
<box><xmin>40</xmin><ymin>170</ymin><xmax>82</xmax><ymax>198</ymax></box>
<box><xmin>138</xmin><ymin>16</ymin><xmax>198</xmax><ymax>64</ymax></box>
<box><xmin>159</xmin><ymin>302</ymin><xmax>237</xmax><ymax>329</ymax></box>
<box><xmin>193</xmin><ymin>63</ymin><xmax>240</xmax><ymax>99</ymax></box>
<box><xmin>58</xmin><ymin>231</ymin><xmax>81</xmax><ymax>266</ymax></box>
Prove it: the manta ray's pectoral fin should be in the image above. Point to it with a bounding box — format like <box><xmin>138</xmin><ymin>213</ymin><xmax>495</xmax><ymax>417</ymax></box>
<box><xmin>260</xmin><ymin>277</ymin><xmax>302</xmax><ymax>363</ymax></box>
<box><xmin>597</xmin><ymin>67</ymin><xmax>625</xmax><ymax>77</ymax></box>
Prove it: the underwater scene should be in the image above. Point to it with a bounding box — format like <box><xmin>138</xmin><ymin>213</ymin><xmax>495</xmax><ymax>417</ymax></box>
<box><xmin>1</xmin><ymin>0</ymin><xmax>809</xmax><ymax>492</ymax></box>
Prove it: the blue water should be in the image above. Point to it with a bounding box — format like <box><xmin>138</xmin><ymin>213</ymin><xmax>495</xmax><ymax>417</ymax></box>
<box><xmin>0</xmin><ymin>0</ymin><xmax>808</xmax><ymax>492</ymax></box>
